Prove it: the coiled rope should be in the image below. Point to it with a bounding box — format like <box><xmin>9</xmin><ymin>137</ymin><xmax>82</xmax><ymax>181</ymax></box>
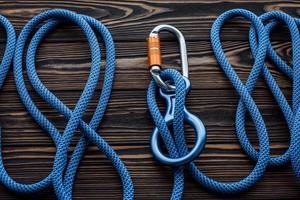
<box><xmin>147</xmin><ymin>8</ymin><xmax>300</xmax><ymax>199</ymax></box>
<box><xmin>0</xmin><ymin>9</ymin><xmax>134</xmax><ymax>200</ymax></box>
<box><xmin>0</xmin><ymin>12</ymin><xmax>16</xmax><ymax>192</ymax></box>
<box><xmin>0</xmin><ymin>15</ymin><xmax>16</xmax><ymax>193</ymax></box>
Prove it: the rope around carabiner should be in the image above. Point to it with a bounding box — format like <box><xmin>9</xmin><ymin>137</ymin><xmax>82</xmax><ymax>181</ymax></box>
<box><xmin>147</xmin><ymin>8</ymin><xmax>300</xmax><ymax>199</ymax></box>
<box><xmin>0</xmin><ymin>9</ymin><xmax>134</xmax><ymax>200</ymax></box>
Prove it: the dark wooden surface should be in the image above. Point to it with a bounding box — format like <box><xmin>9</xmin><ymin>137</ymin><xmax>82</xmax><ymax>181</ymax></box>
<box><xmin>0</xmin><ymin>0</ymin><xmax>299</xmax><ymax>199</ymax></box>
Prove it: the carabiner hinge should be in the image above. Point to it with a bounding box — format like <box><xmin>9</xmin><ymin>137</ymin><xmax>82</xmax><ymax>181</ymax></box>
<box><xmin>147</xmin><ymin>24</ymin><xmax>189</xmax><ymax>92</ymax></box>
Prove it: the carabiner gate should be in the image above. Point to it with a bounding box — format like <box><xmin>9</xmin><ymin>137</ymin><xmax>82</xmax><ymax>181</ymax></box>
<box><xmin>147</xmin><ymin>24</ymin><xmax>189</xmax><ymax>92</ymax></box>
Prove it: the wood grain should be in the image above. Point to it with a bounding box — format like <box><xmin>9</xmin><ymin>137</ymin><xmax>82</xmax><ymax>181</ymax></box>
<box><xmin>0</xmin><ymin>0</ymin><xmax>300</xmax><ymax>42</ymax></box>
<box><xmin>0</xmin><ymin>40</ymin><xmax>293</xmax><ymax>91</ymax></box>
<box><xmin>0</xmin><ymin>1</ymin><xmax>299</xmax><ymax>199</ymax></box>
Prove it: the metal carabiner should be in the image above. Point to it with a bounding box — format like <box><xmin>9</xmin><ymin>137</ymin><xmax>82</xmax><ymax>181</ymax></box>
<box><xmin>147</xmin><ymin>25</ymin><xmax>206</xmax><ymax>166</ymax></box>
<box><xmin>147</xmin><ymin>24</ymin><xmax>188</xmax><ymax>92</ymax></box>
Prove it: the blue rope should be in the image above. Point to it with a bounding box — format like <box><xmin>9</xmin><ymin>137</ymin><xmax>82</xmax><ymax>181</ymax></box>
<box><xmin>245</xmin><ymin>11</ymin><xmax>300</xmax><ymax>179</ymax></box>
<box><xmin>0</xmin><ymin>9</ymin><xmax>134</xmax><ymax>200</ymax></box>
<box><xmin>147</xmin><ymin>8</ymin><xmax>300</xmax><ymax>199</ymax></box>
<box><xmin>0</xmin><ymin>12</ymin><xmax>16</xmax><ymax>189</ymax></box>
<box><xmin>0</xmin><ymin>13</ymin><xmax>16</xmax><ymax>192</ymax></box>
<box><xmin>0</xmin><ymin>15</ymin><xmax>15</xmax><ymax>89</ymax></box>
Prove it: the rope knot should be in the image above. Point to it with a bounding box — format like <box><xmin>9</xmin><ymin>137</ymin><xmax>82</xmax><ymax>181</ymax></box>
<box><xmin>147</xmin><ymin>69</ymin><xmax>206</xmax><ymax>166</ymax></box>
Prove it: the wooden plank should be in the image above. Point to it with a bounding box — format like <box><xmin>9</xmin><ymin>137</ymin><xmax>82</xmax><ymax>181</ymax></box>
<box><xmin>0</xmin><ymin>1</ymin><xmax>299</xmax><ymax>199</ymax></box>
<box><xmin>0</xmin><ymin>89</ymin><xmax>292</xmax><ymax>143</ymax></box>
<box><xmin>0</xmin><ymin>40</ymin><xmax>293</xmax><ymax>91</ymax></box>
<box><xmin>0</xmin><ymin>0</ymin><xmax>298</xmax><ymax>42</ymax></box>
<box><xmin>0</xmin><ymin>88</ymin><xmax>294</xmax><ymax>199</ymax></box>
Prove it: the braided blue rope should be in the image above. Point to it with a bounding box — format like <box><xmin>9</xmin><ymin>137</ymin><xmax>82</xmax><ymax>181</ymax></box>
<box><xmin>147</xmin><ymin>8</ymin><xmax>300</xmax><ymax>199</ymax></box>
<box><xmin>235</xmin><ymin>11</ymin><xmax>300</xmax><ymax>168</ymax></box>
<box><xmin>0</xmin><ymin>12</ymin><xmax>16</xmax><ymax>188</ymax></box>
<box><xmin>0</xmin><ymin>15</ymin><xmax>15</xmax><ymax>89</ymax></box>
<box><xmin>0</xmin><ymin>9</ymin><xmax>134</xmax><ymax>200</ymax></box>
<box><xmin>245</xmin><ymin>10</ymin><xmax>300</xmax><ymax>181</ymax></box>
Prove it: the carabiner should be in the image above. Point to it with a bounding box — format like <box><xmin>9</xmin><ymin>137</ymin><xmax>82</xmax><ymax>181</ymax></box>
<box><xmin>147</xmin><ymin>24</ymin><xmax>189</xmax><ymax>92</ymax></box>
<box><xmin>147</xmin><ymin>25</ymin><xmax>206</xmax><ymax>166</ymax></box>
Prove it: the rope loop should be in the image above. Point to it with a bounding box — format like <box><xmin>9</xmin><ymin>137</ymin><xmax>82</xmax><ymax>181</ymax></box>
<box><xmin>147</xmin><ymin>8</ymin><xmax>275</xmax><ymax>199</ymax></box>
<box><xmin>0</xmin><ymin>15</ymin><xmax>15</xmax><ymax>88</ymax></box>
<box><xmin>236</xmin><ymin>11</ymin><xmax>300</xmax><ymax>168</ymax></box>
<box><xmin>148</xmin><ymin>8</ymin><xmax>300</xmax><ymax>199</ymax></box>
<box><xmin>0</xmin><ymin>9</ymin><xmax>134</xmax><ymax>200</ymax></box>
<box><xmin>0</xmin><ymin>11</ymin><xmax>16</xmax><ymax>190</ymax></box>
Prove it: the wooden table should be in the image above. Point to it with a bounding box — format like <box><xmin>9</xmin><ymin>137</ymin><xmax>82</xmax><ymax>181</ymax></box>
<box><xmin>0</xmin><ymin>1</ymin><xmax>298</xmax><ymax>199</ymax></box>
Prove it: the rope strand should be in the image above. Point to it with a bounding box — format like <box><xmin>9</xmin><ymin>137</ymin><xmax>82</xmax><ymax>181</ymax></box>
<box><xmin>0</xmin><ymin>9</ymin><xmax>134</xmax><ymax>200</ymax></box>
<box><xmin>147</xmin><ymin>8</ymin><xmax>300</xmax><ymax>199</ymax></box>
